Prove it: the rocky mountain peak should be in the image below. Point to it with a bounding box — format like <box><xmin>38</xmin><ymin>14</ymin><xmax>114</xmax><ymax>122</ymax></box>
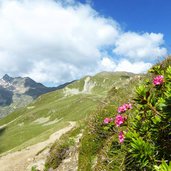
<box><xmin>2</xmin><ymin>74</ymin><xmax>14</xmax><ymax>82</ymax></box>
<box><xmin>0</xmin><ymin>74</ymin><xmax>58</xmax><ymax>117</ymax></box>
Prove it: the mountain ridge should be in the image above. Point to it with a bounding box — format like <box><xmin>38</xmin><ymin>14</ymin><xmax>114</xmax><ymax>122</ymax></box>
<box><xmin>0</xmin><ymin>74</ymin><xmax>70</xmax><ymax>118</ymax></box>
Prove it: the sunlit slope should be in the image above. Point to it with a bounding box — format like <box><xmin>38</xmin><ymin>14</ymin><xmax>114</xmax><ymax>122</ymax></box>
<box><xmin>0</xmin><ymin>72</ymin><xmax>135</xmax><ymax>154</ymax></box>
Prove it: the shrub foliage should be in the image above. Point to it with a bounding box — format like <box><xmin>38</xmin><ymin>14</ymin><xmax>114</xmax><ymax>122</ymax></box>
<box><xmin>124</xmin><ymin>64</ymin><xmax>171</xmax><ymax>170</ymax></box>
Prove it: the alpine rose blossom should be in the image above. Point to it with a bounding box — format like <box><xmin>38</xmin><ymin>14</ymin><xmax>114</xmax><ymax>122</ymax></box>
<box><xmin>115</xmin><ymin>114</ymin><xmax>125</xmax><ymax>127</ymax></box>
<box><xmin>119</xmin><ymin>131</ymin><xmax>125</xmax><ymax>143</ymax></box>
<box><xmin>118</xmin><ymin>105</ymin><xmax>127</xmax><ymax>113</ymax></box>
<box><xmin>153</xmin><ymin>75</ymin><xmax>164</xmax><ymax>86</ymax></box>
<box><xmin>118</xmin><ymin>103</ymin><xmax>132</xmax><ymax>113</ymax></box>
<box><xmin>104</xmin><ymin>118</ymin><xmax>112</xmax><ymax>124</ymax></box>
<box><xmin>124</xmin><ymin>103</ymin><xmax>132</xmax><ymax>109</ymax></box>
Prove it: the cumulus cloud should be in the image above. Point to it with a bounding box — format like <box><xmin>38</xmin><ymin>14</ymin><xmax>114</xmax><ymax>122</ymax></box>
<box><xmin>0</xmin><ymin>0</ymin><xmax>167</xmax><ymax>85</ymax></box>
<box><xmin>0</xmin><ymin>0</ymin><xmax>120</xmax><ymax>84</ymax></box>
<box><xmin>115</xmin><ymin>59</ymin><xmax>152</xmax><ymax>74</ymax></box>
<box><xmin>97</xmin><ymin>57</ymin><xmax>152</xmax><ymax>74</ymax></box>
<box><xmin>113</xmin><ymin>32</ymin><xmax>167</xmax><ymax>60</ymax></box>
<box><xmin>98</xmin><ymin>57</ymin><xmax>116</xmax><ymax>71</ymax></box>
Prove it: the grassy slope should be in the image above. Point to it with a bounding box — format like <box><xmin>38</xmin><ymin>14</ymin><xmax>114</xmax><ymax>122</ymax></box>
<box><xmin>78</xmin><ymin>74</ymin><xmax>145</xmax><ymax>171</ymax></box>
<box><xmin>0</xmin><ymin>72</ymin><xmax>133</xmax><ymax>154</ymax></box>
<box><xmin>44</xmin><ymin>73</ymin><xmax>141</xmax><ymax>171</ymax></box>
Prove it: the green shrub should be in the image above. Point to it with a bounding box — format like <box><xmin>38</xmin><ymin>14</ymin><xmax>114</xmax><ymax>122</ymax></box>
<box><xmin>154</xmin><ymin>160</ymin><xmax>171</xmax><ymax>171</ymax></box>
<box><xmin>124</xmin><ymin>63</ymin><xmax>171</xmax><ymax>170</ymax></box>
<box><xmin>95</xmin><ymin>57</ymin><xmax>171</xmax><ymax>171</ymax></box>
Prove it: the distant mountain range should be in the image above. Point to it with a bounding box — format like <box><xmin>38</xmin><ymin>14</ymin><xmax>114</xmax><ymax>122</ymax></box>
<box><xmin>0</xmin><ymin>74</ymin><xmax>72</xmax><ymax>118</ymax></box>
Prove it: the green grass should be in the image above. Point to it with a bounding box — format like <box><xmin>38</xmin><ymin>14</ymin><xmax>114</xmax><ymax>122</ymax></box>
<box><xmin>0</xmin><ymin>72</ymin><xmax>132</xmax><ymax>154</ymax></box>
<box><xmin>78</xmin><ymin>74</ymin><xmax>145</xmax><ymax>171</ymax></box>
<box><xmin>0</xmin><ymin>121</ymin><xmax>69</xmax><ymax>154</ymax></box>
<box><xmin>0</xmin><ymin>94</ymin><xmax>96</xmax><ymax>154</ymax></box>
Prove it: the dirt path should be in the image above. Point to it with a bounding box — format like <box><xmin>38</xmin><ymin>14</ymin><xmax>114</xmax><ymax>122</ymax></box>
<box><xmin>0</xmin><ymin>122</ymin><xmax>76</xmax><ymax>171</ymax></box>
<box><xmin>55</xmin><ymin>133</ymin><xmax>82</xmax><ymax>171</ymax></box>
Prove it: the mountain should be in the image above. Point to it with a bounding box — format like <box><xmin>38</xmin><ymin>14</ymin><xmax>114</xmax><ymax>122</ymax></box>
<box><xmin>0</xmin><ymin>71</ymin><xmax>146</xmax><ymax>171</ymax></box>
<box><xmin>0</xmin><ymin>74</ymin><xmax>58</xmax><ymax>118</ymax></box>
<box><xmin>0</xmin><ymin>71</ymin><xmax>138</xmax><ymax>155</ymax></box>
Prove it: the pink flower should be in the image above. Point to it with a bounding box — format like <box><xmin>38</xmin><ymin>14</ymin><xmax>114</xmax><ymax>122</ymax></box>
<box><xmin>118</xmin><ymin>103</ymin><xmax>132</xmax><ymax>113</ymax></box>
<box><xmin>118</xmin><ymin>105</ymin><xmax>127</xmax><ymax>113</ymax></box>
<box><xmin>103</xmin><ymin>118</ymin><xmax>111</xmax><ymax>124</ymax></box>
<box><xmin>124</xmin><ymin>103</ymin><xmax>132</xmax><ymax>110</ymax></box>
<box><xmin>153</xmin><ymin>75</ymin><xmax>164</xmax><ymax>86</ymax></box>
<box><xmin>119</xmin><ymin>131</ymin><xmax>125</xmax><ymax>143</ymax></box>
<box><xmin>115</xmin><ymin>114</ymin><xmax>125</xmax><ymax>127</ymax></box>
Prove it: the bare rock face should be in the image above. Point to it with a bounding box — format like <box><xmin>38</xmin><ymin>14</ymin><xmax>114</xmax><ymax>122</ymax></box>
<box><xmin>2</xmin><ymin>74</ymin><xmax>14</xmax><ymax>83</ymax></box>
<box><xmin>0</xmin><ymin>86</ymin><xmax>13</xmax><ymax>105</ymax></box>
<box><xmin>0</xmin><ymin>74</ymin><xmax>57</xmax><ymax>118</ymax></box>
<box><xmin>0</xmin><ymin>74</ymin><xmax>57</xmax><ymax>98</ymax></box>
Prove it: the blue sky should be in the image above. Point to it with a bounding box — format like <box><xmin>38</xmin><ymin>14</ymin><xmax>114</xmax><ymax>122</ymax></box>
<box><xmin>0</xmin><ymin>0</ymin><xmax>169</xmax><ymax>86</ymax></box>
<box><xmin>81</xmin><ymin>0</ymin><xmax>171</xmax><ymax>52</ymax></box>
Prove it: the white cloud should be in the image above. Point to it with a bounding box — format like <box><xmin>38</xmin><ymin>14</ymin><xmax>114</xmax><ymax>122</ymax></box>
<box><xmin>0</xmin><ymin>0</ymin><xmax>120</xmax><ymax>85</ymax></box>
<box><xmin>113</xmin><ymin>32</ymin><xmax>167</xmax><ymax>60</ymax></box>
<box><xmin>115</xmin><ymin>59</ymin><xmax>152</xmax><ymax>73</ymax></box>
<box><xmin>98</xmin><ymin>57</ymin><xmax>116</xmax><ymax>71</ymax></box>
<box><xmin>97</xmin><ymin>57</ymin><xmax>152</xmax><ymax>74</ymax></box>
<box><xmin>0</xmin><ymin>0</ymin><xmax>167</xmax><ymax>85</ymax></box>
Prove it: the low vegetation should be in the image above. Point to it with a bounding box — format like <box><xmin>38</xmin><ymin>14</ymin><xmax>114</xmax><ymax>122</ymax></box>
<box><xmin>78</xmin><ymin>73</ymin><xmax>144</xmax><ymax>170</ymax></box>
<box><xmin>78</xmin><ymin>56</ymin><xmax>171</xmax><ymax>170</ymax></box>
<box><xmin>44</xmin><ymin>125</ymin><xmax>82</xmax><ymax>170</ymax></box>
<box><xmin>124</xmin><ymin>58</ymin><xmax>171</xmax><ymax>170</ymax></box>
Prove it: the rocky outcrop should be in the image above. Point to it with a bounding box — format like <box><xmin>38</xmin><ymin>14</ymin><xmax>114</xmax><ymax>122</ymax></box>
<box><xmin>0</xmin><ymin>74</ymin><xmax>57</xmax><ymax>117</ymax></box>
